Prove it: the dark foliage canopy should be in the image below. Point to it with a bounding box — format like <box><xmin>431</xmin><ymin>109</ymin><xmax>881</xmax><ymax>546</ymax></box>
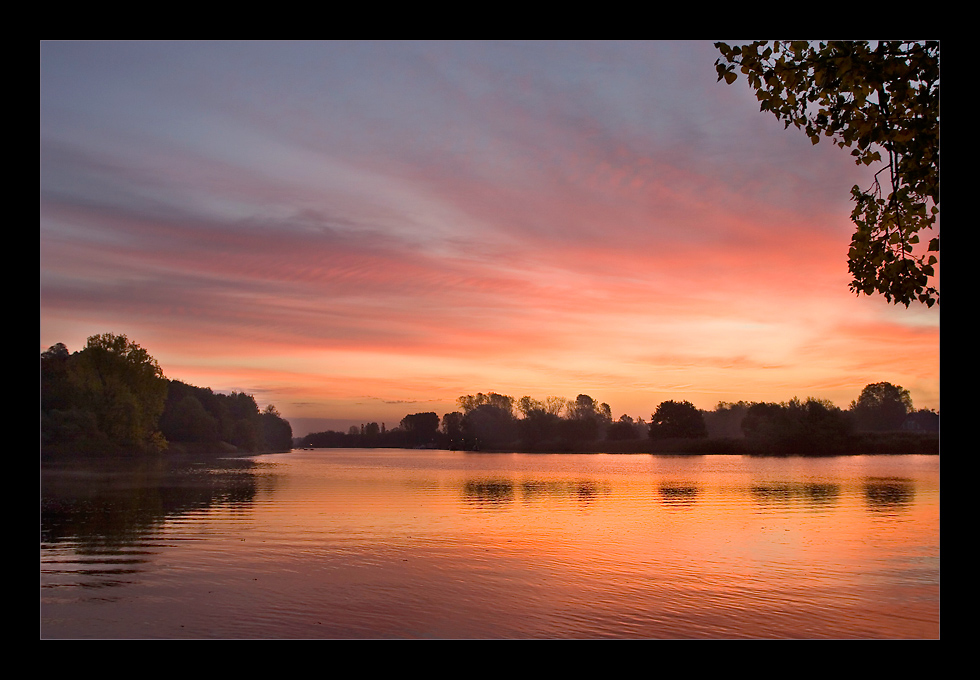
<box><xmin>850</xmin><ymin>381</ymin><xmax>913</xmax><ymax>431</ymax></box>
<box><xmin>715</xmin><ymin>41</ymin><xmax>939</xmax><ymax>307</ymax></box>
<box><xmin>42</xmin><ymin>334</ymin><xmax>292</xmax><ymax>455</ymax></box>
<box><xmin>649</xmin><ymin>400</ymin><xmax>708</xmax><ymax>439</ymax></box>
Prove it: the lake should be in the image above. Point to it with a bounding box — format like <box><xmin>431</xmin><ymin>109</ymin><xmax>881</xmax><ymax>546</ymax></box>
<box><xmin>40</xmin><ymin>449</ymin><xmax>939</xmax><ymax>639</ymax></box>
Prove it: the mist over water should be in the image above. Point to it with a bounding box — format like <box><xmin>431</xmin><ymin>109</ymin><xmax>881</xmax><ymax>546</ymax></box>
<box><xmin>41</xmin><ymin>450</ymin><xmax>939</xmax><ymax>639</ymax></box>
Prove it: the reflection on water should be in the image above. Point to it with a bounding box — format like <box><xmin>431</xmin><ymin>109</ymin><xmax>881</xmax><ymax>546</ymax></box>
<box><xmin>750</xmin><ymin>482</ymin><xmax>842</xmax><ymax>507</ymax></box>
<box><xmin>864</xmin><ymin>477</ymin><xmax>915</xmax><ymax>510</ymax></box>
<box><xmin>41</xmin><ymin>457</ymin><xmax>275</xmax><ymax>590</ymax></box>
<box><xmin>41</xmin><ymin>450</ymin><xmax>939</xmax><ymax>639</ymax></box>
<box><xmin>463</xmin><ymin>478</ymin><xmax>611</xmax><ymax>507</ymax></box>
<box><xmin>659</xmin><ymin>483</ymin><xmax>700</xmax><ymax>507</ymax></box>
<box><xmin>463</xmin><ymin>479</ymin><xmax>514</xmax><ymax>506</ymax></box>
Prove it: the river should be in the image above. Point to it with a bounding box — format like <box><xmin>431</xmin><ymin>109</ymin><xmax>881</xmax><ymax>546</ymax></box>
<box><xmin>40</xmin><ymin>449</ymin><xmax>939</xmax><ymax>639</ymax></box>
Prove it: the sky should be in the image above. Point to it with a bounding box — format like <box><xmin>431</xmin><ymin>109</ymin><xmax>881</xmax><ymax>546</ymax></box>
<box><xmin>40</xmin><ymin>41</ymin><xmax>939</xmax><ymax>436</ymax></box>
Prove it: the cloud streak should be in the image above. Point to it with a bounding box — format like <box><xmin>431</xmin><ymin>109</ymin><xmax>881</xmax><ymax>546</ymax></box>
<box><xmin>40</xmin><ymin>41</ymin><xmax>939</xmax><ymax>427</ymax></box>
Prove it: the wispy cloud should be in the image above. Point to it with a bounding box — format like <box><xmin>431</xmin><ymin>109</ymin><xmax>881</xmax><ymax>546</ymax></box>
<box><xmin>40</xmin><ymin>41</ymin><xmax>939</xmax><ymax>422</ymax></box>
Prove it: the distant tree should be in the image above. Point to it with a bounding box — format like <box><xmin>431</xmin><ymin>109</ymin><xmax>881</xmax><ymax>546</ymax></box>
<box><xmin>905</xmin><ymin>408</ymin><xmax>939</xmax><ymax>432</ymax></box>
<box><xmin>569</xmin><ymin>394</ymin><xmax>598</xmax><ymax>421</ymax></box>
<box><xmin>649</xmin><ymin>400</ymin><xmax>708</xmax><ymax>439</ymax></box>
<box><xmin>544</xmin><ymin>396</ymin><xmax>569</xmax><ymax>417</ymax></box>
<box><xmin>458</xmin><ymin>392</ymin><xmax>515</xmax><ymax>416</ymax></box>
<box><xmin>40</xmin><ymin>343</ymin><xmax>73</xmax><ymax>412</ymax></box>
<box><xmin>442</xmin><ymin>411</ymin><xmax>464</xmax><ymax>448</ymax></box>
<box><xmin>740</xmin><ymin>402</ymin><xmax>786</xmax><ymax>442</ymax></box>
<box><xmin>606</xmin><ymin>415</ymin><xmax>640</xmax><ymax>441</ymax></box>
<box><xmin>461</xmin><ymin>403</ymin><xmax>517</xmax><ymax>449</ymax></box>
<box><xmin>560</xmin><ymin>394</ymin><xmax>602</xmax><ymax>442</ymax></box>
<box><xmin>704</xmin><ymin>401</ymin><xmax>752</xmax><ymax>439</ymax></box>
<box><xmin>361</xmin><ymin>422</ymin><xmax>381</xmax><ymax>446</ymax></box>
<box><xmin>400</xmin><ymin>412</ymin><xmax>440</xmax><ymax>447</ymax></box>
<box><xmin>850</xmin><ymin>382</ymin><xmax>913</xmax><ymax>431</ymax></box>
<box><xmin>715</xmin><ymin>41</ymin><xmax>939</xmax><ymax>307</ymax></box>
<box><xmin>258</xmin><ymin>404</ymin><xmax>293</xmax><ymax>451</ymax></box>
<box><xmin>160</xmin><ymin>395</ymin><xmax>219</xmax><ymax>443</ymax></box>
<box><xmin>742</xmin><ymin>398</ymin><xmax>852</xmax><ymax>453</ymax></box>
<box><xmin>517</xmin><ymin>396</ymin><xmax>545</xmax><ymax>418</ymax></box>
<box><xmin>518</xmin><ymin>407</ymin><xmax>563</xmax><ymax>448</ymax></box>
<box><xmin>301</xmin><ymin>429</ymin><xmax>354</xmax><ymax>448</ymax></box>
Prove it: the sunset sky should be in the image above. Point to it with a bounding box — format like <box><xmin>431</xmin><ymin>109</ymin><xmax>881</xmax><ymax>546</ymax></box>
<box><xmin>40</xmin><ymin>41</ymin><xmax>939</xmax><ymax>435</ymax></box>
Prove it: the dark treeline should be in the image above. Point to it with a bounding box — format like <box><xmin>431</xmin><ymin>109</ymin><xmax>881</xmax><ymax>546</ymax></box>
<box><xmin>300</xmin><ymin>385</ymin><xmax>939</xmax><ymax>455</ymax></box>
<box><xmin>41</xmin><ymin>333</ymin><xmax>292</xmax><ymax>458</ymax></box>
<box><xmin>42</xmin><ymin>334</ymin><xmax>936</xmax><ymax>458</ymax></box>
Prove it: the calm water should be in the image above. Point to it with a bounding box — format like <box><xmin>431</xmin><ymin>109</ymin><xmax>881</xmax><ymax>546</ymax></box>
<box><xmin>40</xmin><ymin>449</ymin><xmax>940</xmax><ymax>639</ymax></box>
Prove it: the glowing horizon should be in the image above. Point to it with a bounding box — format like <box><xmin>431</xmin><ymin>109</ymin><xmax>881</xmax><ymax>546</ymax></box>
<box><xmin>40</xmin><ymin>41</ymin><xmax>939</xmax><ymax>435</ymax></box>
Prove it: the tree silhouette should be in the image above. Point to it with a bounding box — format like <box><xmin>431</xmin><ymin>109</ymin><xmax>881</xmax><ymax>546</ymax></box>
<box><xmin>400</xmin><ymin>412</ymin><xmax>440</xmax><ymax>447</ymax></box>
<box><xmin>649</xmin><ymin>400</ymin><xmax>707</xmax><ymax>439</ymax></box>
<box><xmin>715</xmin><ymin>41</ymin><xmax>939</xmax><ymax>307</ymax></box>
<box><xmin>850</xmin><ymin>382</ymin><xmax>913</xmax><ymax>431</ymax></box>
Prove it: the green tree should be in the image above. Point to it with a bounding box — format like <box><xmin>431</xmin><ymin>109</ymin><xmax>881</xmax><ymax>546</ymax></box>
<box><xmin>40</xmin><ymin>343</ymin><xmax>73</xmax><ymax>412</ymax></box>
<box><xmin>649</xmin><ymin>400</ymin><xmax>708</xmax><ymax>439</ymax></box>
<box><xmin>715</xmin><ymin>41</ymin><xmax>939</xmax><ymax>307</ymax></box>
<box><xmin>68</xmin><ymin>333</ymin><xmax>169</xmax><ymax>448</ymax></box>
<box><xmin>160</xmin><ymin>395</ymin><xmax>219</xmax><ymax>443</ymax></box>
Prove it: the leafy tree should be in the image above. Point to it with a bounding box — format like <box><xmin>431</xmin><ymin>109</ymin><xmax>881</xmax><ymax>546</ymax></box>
<box><xmin>400</xmin><ymin>412</ymin><xmax>440</xmax><ymax>447</ymax></box>
<box><xmin>715</xmin><ymin>41</ymin><xmax>939</xmax><ymax>307</ymax></box>
<box><xmin>460</xmin><ymin>402</ymin><xmax>517</xmax><ymax>449</ymax></box>
<box><xmin>569</xmin><ymin>394</ymin><xmax>599</xmax><ymax>421</ymax></box>
<box><xmin>68</xmin><ymin>333</ymin><xmax>169</xmax><ymax>448</ymax></box>
<box><xmin>518</xmin><ymin>407</ymin><xmax>563</xmax><ymax>448</ymax></box>
<box><xmin>40</xmin><ymin>343</ymin><xmax>73</xmax><ymax>412</ymax></box>
<box><xmin>441</xmin><ymin>411</ymin><xmax>465</xmax><ymax>448</ymax></box>
<box><xmin>742</xmin><ymin>398</ymin><xmax>852</xmax><ymax>454</ymax></box>
<box><xmin>517</xmin><ymin>396</ymin><xmax>545</xmax><ymax>418</ymax></box>
<box><xmin>704</xmin><ymin>401</ymin><xmax>751</xmax><ymax>439</ymax></box>
<box><xmin>606</xmin><ymin>415</ymin><xmax>641</xmax><ymax>441</ymax></box>
<box><xmin>906</xmin><ymin>408</ymin><xmax>939</xmax><ymax>432</ymax></box>
<box><xmin>259</xmin><ymin>404</ymin><xmax>293</xmax><ymax>451</ymax></box>
<box><xmin>160</xmin><ymin>395</ymin><xmax>219</xmax><ymax>443</ymax></box>
<box><xmin>457</xmin><ymin>392</ymin><xmax>515</xmax><ymax>416</ymax></box>
<box><xmin>561</xmin><ymin>394</ymin><xmax>606</xmax><ymax>442</ymax></box>
<box><xmin>850</xmin><ymin>382</ymin><xmax>913</xmax><ymax>431</ymax></box>
<box><xmin>649</xmin><ymin>400</ymin><xmax>708</xmax><ymax>439</ymax></box>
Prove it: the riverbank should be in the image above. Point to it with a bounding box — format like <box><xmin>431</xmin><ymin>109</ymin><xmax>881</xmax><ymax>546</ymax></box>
<box><xmin>465</xmin><ymin>431</ymin><xmax>939</xmax><ymax>455</ymax></box>
<box><xmin>44</xmin><ymin>430</ymin><xmax>938</xmax><ymax>461</ymax></box>
<box><xmin>41</xmin><ymin>439</ymin><xmax>292</xmax><ymax>463</ymax></box>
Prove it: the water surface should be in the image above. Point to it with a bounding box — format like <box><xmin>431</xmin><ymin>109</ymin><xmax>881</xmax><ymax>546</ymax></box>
<box><xmin>41</xmin><ymin>450</ymin><xmax>940</xmax><ymax>639</ymax></box>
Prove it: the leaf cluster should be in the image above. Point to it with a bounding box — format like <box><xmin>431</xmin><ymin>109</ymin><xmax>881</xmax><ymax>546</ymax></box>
<box><xmin>715</xmin><ymin>41</ymin><xmax>939</xmax><ymax>307</ymax></box>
